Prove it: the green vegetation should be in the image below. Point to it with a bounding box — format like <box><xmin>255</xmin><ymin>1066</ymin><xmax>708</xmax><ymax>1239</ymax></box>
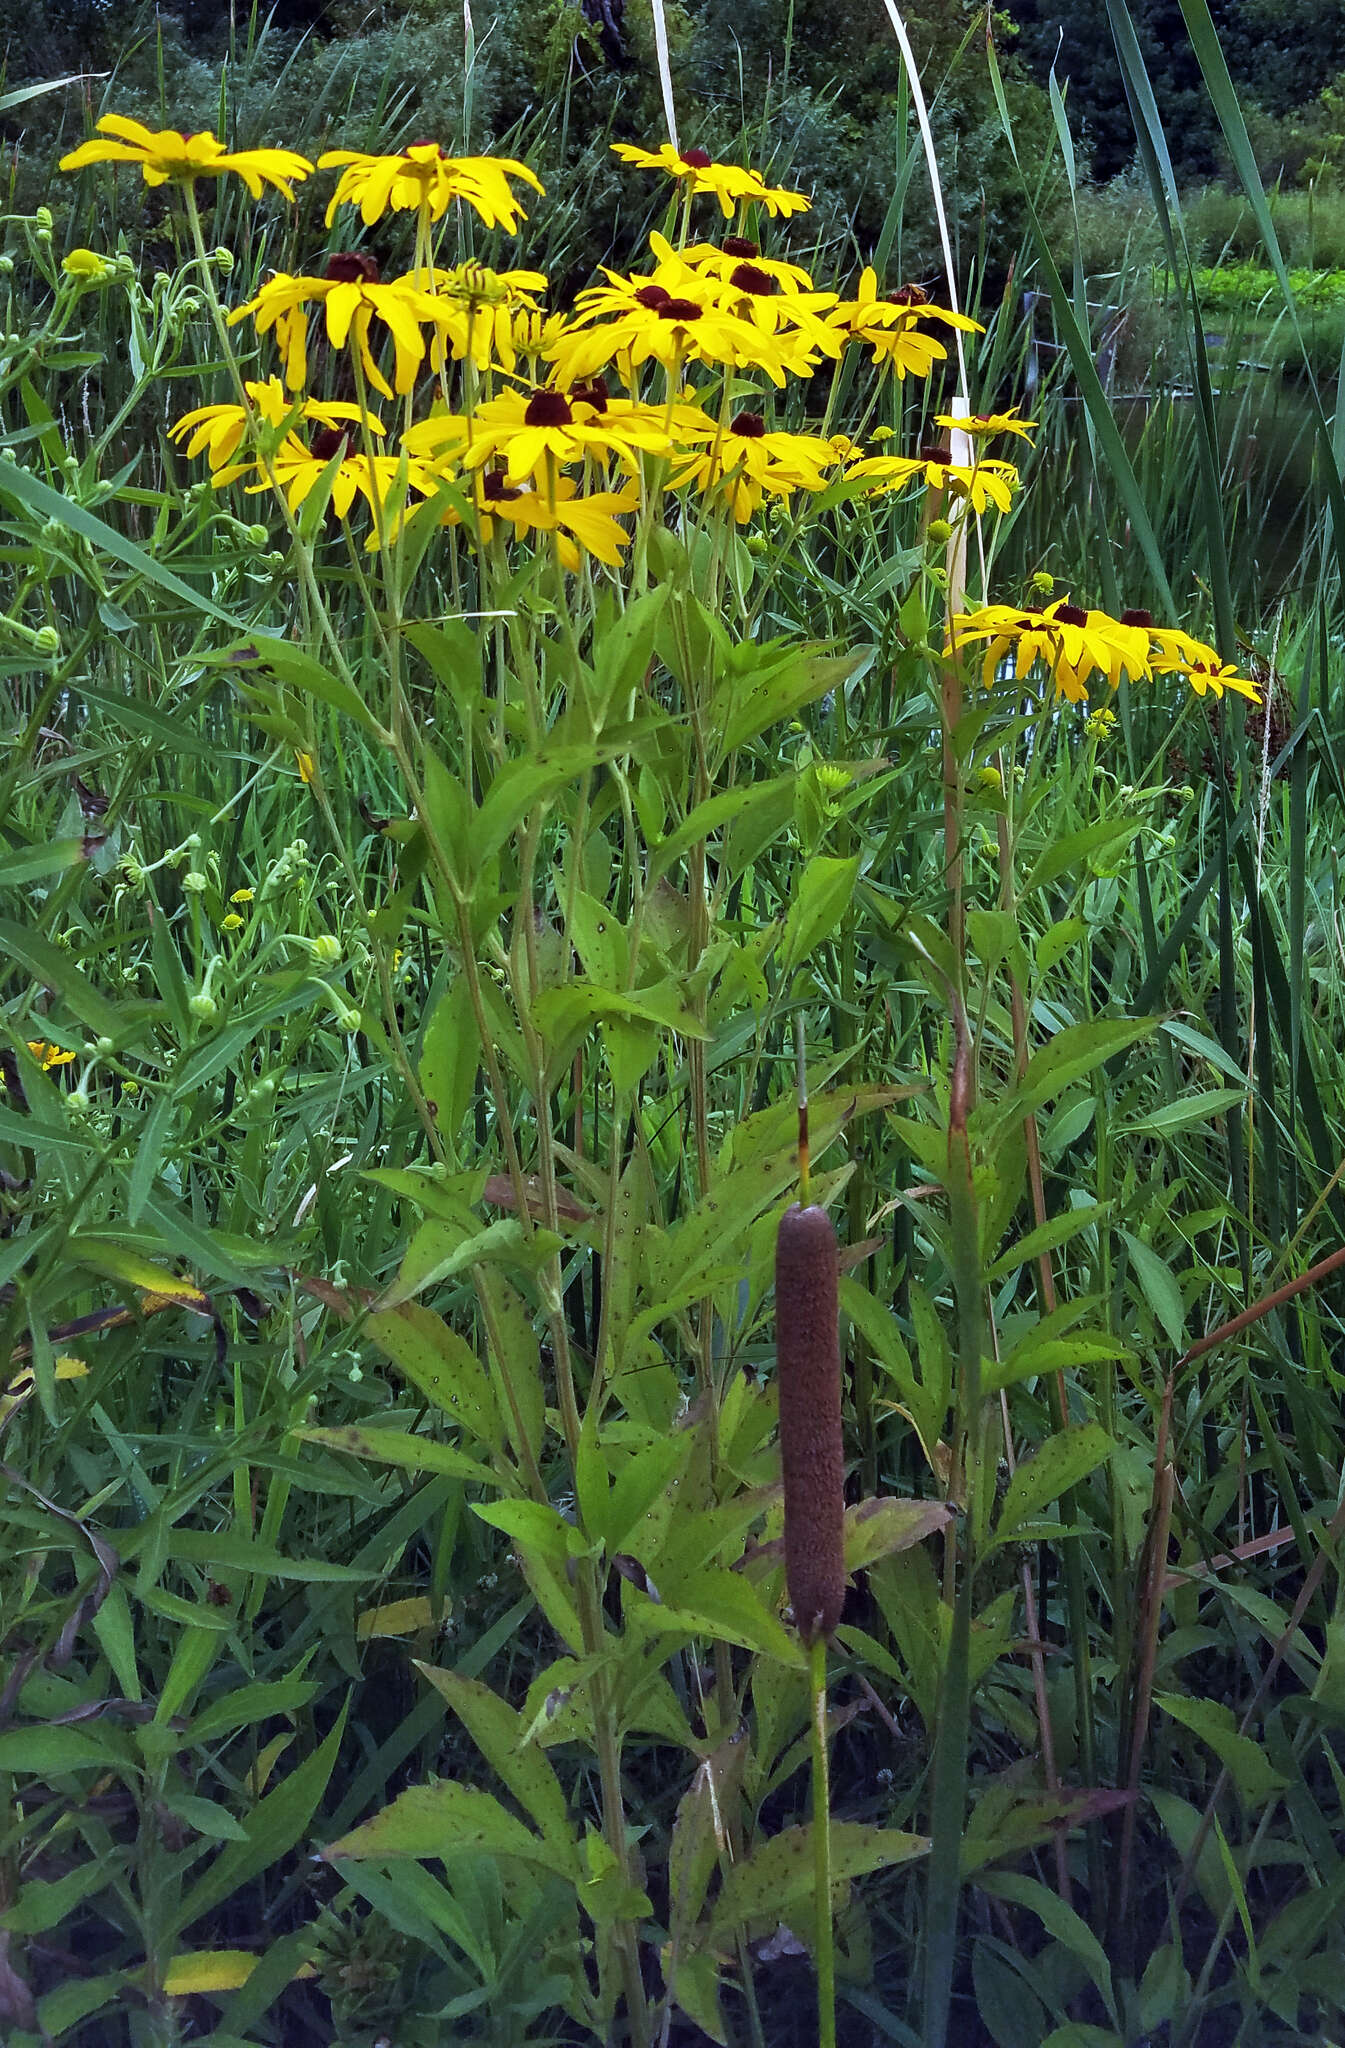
<box><xmin>1</xmin><ymin>5</ymin><xmax>1345</xmax><ymax>2048</ymax></box>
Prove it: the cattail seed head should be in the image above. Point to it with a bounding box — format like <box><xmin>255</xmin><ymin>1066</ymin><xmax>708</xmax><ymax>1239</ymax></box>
<box><xmin>775</xmin><ymin>1203</ymin><xmax>845</xmax><ymax>1643</ymax></box>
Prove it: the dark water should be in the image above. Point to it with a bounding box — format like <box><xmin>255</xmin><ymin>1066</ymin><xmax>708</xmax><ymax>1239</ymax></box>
<box><xmin>1117</xmin><ymin>372</ymin><xmax>1324</xmax><ymax>603</ymax></box>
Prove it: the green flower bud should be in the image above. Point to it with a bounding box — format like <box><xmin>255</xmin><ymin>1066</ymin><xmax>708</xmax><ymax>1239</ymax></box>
<box><xmin>34</xmin><ymin>207</ymin><xmax>53</xmax><ymax>231</ymax></box>
<box><xmin>245</xmin><ymin>523</ymin><xmax>269</xmax><ymax>547</ymax></box>
<box><xmin>34</xmin><ymin>625</ymin><xmax>60</xmax><ymax>654</ymax></box>
<box><xmin>308</xmin><ymin>933</ymin><xmax>341</xmax><ymax>966</ymax></box>
<box><xmin>337</xmin><ymin>1006</ymin><xmax>362</xmax><ymax>1032</ymax></box>
<box><xmin>94</xmin><ymin>1036</ymin><xmax>114</xmax><ymax>1056</ymax></box>
<box><xmin>214</xmin><ymin>246</ymin><xmax>235</xmax><ymax>273</ymax></box>
<box><xmin>182</xmin><ymin>870</ymin><xmax>208</xmax><ymax>894</ymax></box>
<box><xmin>928</xmin><ymin>518</ymin><xmax>952</xmax><ymax>544</ymax></box>
<box><xmin>188</xmin><ymin>992</ymin><xmax>218</xmax><ymax>1022</ymax></box>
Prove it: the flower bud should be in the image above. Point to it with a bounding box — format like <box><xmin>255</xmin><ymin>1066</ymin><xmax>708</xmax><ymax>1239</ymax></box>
<box><xmin>245</xmin><ymin>523</ymin><xmax>269</xmax><ymax>547</ymax></box>
<box><xmin>214</xmin><ymin>246</ymin><xmax>235</xmax><ymax>273</ymax></box>
<box><xmin>188</xmin><ymin>992</ymin><xmax>218</xmax><ymax>1021</ymax></box>
<box><xmin>34</xmin><ymin>625</ymin><xmax>60</xmax><ymax>654</ymax></box>
<box><xmin>928</xmin><ymin>517</ymin><xmax>952</xmax><ymax>544</ymax></box>
<box><xmin>34</xmin><ymin>207</ymin><xmax>52</xmax><ymax>231</ymax></box>
<box><xmin>307</xmin><ymin>933</ymin><xmax>341</xmax><ymax>965</ymax></box>
<box><xmin>182</xmin><ymin>870</ymin><xmax>208</xmax><ymax>894</ymax></box>
<box><xmin>94</xmin><ymin>1036</ymin><xmax>114</xmax><ymax>1056</ymax></box>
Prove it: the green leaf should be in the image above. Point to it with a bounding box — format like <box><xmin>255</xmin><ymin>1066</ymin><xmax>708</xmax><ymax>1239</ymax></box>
<box><xmin>709</xmin><ymin>1821</ymin><xmax>927</xmax><ymax>1936</ymax></box>
<box><xmin>0</xmin><ymin>1726</ymin><xmax>121</xmax><ymax>1774</ymax></box>
<box><xmin>295</xmin><ymin>1424</ymin><xmax>498</xmax><ymax>1491</ymax></box>
<box><xmin>0</xmin><ymin>918</ymin><xmax>124</xmax><ymax>1040</ymax></box>
<box><xmin>0</xmin><ymin>838</ymin><xmax>90</xmax><ymax>887</ymax></box>
<box><xmin>1036</xmin><ymin>918</ymin><xmax>1088</xmax><ymax>978</ymax></box>
<box><xmin>365</xmin><ymin>1304</ymin><xmax>503</xmax><ymax>1452</ymax></box>
<box><xmin>1154</xmin><ymin>1693</ymin><xmax>1288</xmax><ymax>1807</ymax></box>
<box><xmin>472</xmin><ymin>1498</ymin><xmax>575</xmax><ymax>1563</ymax></box>
<box><xmin>0</xmin><ymin>462</ymin><xmax>245</xmax><ymax>624</ymax></box>
<box><xmin>419</xmin><ymin>981</ymin><xmax>480</xmax><ymax>1142</ymax></box>
<box><xmin>211</xmin><ymin>636</ymin><xmax>386</xmax><ymax>738</ymax></box>
<box><xmin>649</xmin><ymin>776</ymin><xmax>796</xmax><ymax>882</ymax></box>
<box><xmin>633</xmin><ymin>1565</ymin><xmax>802</xmax><ymax>1666</ymax></box>
<box><xmin>843</xmin><ymin>1498</ymin><xmax>953</xmax><ymax>1574</ymax></box>
<box><xmin>1120</xmin><ymin>1229</ymin><xmax>1186</xmax><ymax>1349</ymax></box>
<box><xmin>985</xmin><ymin>1327</ymin><xmax>1132</xmax><ymax>1397</ymax></box>
<box><xmin>1024</xmin><ymin>820</ymin><xmax>1143</xmax><ymax>894</ymax></box>
<box><xmin>985</xmin><ymin>1203</ymin><xmax>1110</xmax><ymax>1282</ymax></box>
<box><xmin>781</xmin><ymin>855</ymin><xmax>860</xmax><ymax>975</ymax></box>
<box><xmin>978</xmin><ymin>1871</ymin><xmax>1117</xmax><ymax>2022</ymax></box>
<box><xmin>991</xmin><ymin>1425</ymin><xmax>1113</xmax><ymax>1547</ymax></box>
<box><xmin>323</xmin><ymin>1778</ymin><xmax>577</xmax><ymax>1878</ymax></box>
<box><xmin>166</xmin><ymin>1530</ymin><xmax>374</xmax><ymax>1582</ymax></box>
<box><xmin>173</xmin><ymin>1704</ymin><xmax>347</xmax><ymax>1936</ymax></box>
<box><xmin>1123</xmin><ymin>1088</ymin><xmax>1246</xmax><ymax>1136</ymax></box>
<box><xmin>414</xmin><ymin>1663</ymin><xmax>573</xmax><ymax>1848</ymax></box>
<box><xmin>191</xmin><ymin>1677</ymin><xmax>321</xmax><ymax>1744</ymax></box>
<box><xmin>996</xmin><ymin>1019</ymin><xmax>1156</xmax><ymax>1126</ymax></box>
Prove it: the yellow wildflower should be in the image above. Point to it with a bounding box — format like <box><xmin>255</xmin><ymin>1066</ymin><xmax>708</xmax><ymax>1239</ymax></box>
<box><xmin>934</xmin><ymin>406</ymin><xmax>1037</xmax><ymax>442</ymax></box>
<box><xmin>948</xmin><ymin>599</ymin><xmax>1150</xmax><ymax>702</ymax></box>
<box><xmin>612</xmin><ymin>142</ymin><xmax>809</xmax><ymax>219</ymax></box>
<box><xmin>318</xmin><ymin>144</ymin><xmax>542</xmax><ymax>232</ymax></box>
<box><xmin>851</xmin><ymin>447</ymin><xmax>1020</xmax><ymax>517</ymax></box>
<box><xmin>229</xmin><ymin>256</ymin><xmax>453</xmax><ymax>399</ymax></box>
<box><xmin>62</xmin><ymin>247</ymin><xmax>113</xmax><ymax>284</ymax></box>
<box><xmin>170</xmin><ymin>378</ymin><xmax>384</xmax><ymax>474</ymax></box>
<box><xmin>230</xmin><ymin>888</ymin><xmax>255</xmax><ymax>903</ymax></box>
<box><xmin>26</xmin><ymin>1041</ymin><xmax>77</xmax><ymax>1070</ymax></box>
<box><xmin>404</xmin><ymin>385</ymin><xmax>672</xmax><ymax>488</ymax></box>
<box><xmin>828</xmin><ymin>270</ymin><xmax>982</xmax><ymax>379</ymax></box>
<box><xmin>1133</xmin><ymin>616</ymin><xmax>1262</xmax><ymax>703</ymax></box>
<box><xmin>60</xmin><ymin>115</ymin><xmax>312</xmax><ymax>199</ymax></box>
<box><xmin>669</xmin><ymin>405</ymin><xmax>837</xmax><ymax>522</ymax></box>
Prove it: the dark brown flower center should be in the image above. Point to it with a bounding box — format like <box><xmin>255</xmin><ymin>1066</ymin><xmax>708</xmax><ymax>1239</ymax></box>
<box><xmin>888</xmin><ymin>283</ymin><xmax>929</xmax><ymax>306</ymax></box>
<box><xmin>658</xmin><ymin>297</ymin><xmax>702</xmax><ymax>320</ymax></box>
<box><xmin>634</xmin><ymin>284</ymin><xmax>672</xmax><ymax>309</ymax></box>
<box><xmin>722</xmin><ymin>236</ymin><xmax>759</xmax><ymax>258</ymax></box>
<box><xmin>325</xmin><ymin>251</ymin><xmax>381</xmax><ymax>285</ymax></box>
<box><xmin>680</xmin><ymin>148</ymin><xmax>713</xmax><ymax>169</ymax></box>
<box><xmin>1055</xmin><ymin>604</ymin><xmax>1088</xmax><ymax>627</ymax></box>
<box><xmin>730</xmin><ymin>411</ymin><xmax>766</xmax><ymax>438</ymax></box>
<box><xmin>409</xmin><ymin>139</ymin><xmax>446</xmax><ymax>154</ymax></box>
<box><xmin>920</xmin><ymin>442</ymin><xmax>953</xmax><ymax>465</ymax></box>
<box><xmin>482</xmin><ymin>469</ymin><xmax>523</xmax><ymax>502</ymax></box>
<box><xmin>310</xmin><ymin>426</ymin><xmax>350</xmax><ymax>463</ymax></box>
<box><xmin>524</xmin><ymin>389</ymin><xmax>574</xmax><ymax>427</ymax></box>
<box><xmin>570</xmin><ymin>378</ymin><xmax>610</xmax><ymax>413</ymax></box>
<box><xmin>1120</xmin><ymin>608</ymin><xmax>1153</xmax><ymax>628</ymax></box>
<box><xmin>730</xmin><ymin>262</ymin><xmax>773</xmax><ymax>295</ymax></box>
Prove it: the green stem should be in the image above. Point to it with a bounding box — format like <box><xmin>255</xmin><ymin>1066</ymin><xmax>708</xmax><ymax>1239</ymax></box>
<box><xmin>810</xmin><ymin>1632</ymin><xmax>837</xmax><ymax>2048</ymax></box>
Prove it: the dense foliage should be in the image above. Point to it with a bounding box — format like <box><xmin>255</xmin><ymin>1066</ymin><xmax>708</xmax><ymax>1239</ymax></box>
<box><xmin>3</xmin><ymin>6</ymin><xmax>1345</xmax><ymax>2048</ymax></box>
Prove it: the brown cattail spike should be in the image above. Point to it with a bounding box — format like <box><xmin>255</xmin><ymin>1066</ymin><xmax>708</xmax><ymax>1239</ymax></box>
<box><xmin>775</xmin><ymin>1203</ymin><xmax>845</xmax><ymax>1644</ymax></box>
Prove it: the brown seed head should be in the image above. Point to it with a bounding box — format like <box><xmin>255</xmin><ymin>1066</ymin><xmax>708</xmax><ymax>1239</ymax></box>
<box><xmin>324</xmin><ymin>251</ymin><xmax>381</xmax><ymax>285</ymax></box>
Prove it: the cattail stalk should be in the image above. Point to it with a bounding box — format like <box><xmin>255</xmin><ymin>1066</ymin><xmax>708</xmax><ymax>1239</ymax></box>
<box><xmin>777</xmin><ymin>1030</ymin><xmax>842</xmax><ymax>2046</ymax></box>
<box><xmin>775</xmin><ymin>1199</ymin><xmax>845</xmax><ymax>1644</ymax></box>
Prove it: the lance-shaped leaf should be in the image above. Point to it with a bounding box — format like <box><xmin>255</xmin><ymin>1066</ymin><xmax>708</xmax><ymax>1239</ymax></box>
<box><xmin>322</xmin><ymin>1779</ymin><xmax>579</xmax><ymax>1879</ymax></box>
<box><xmin>709</xmin><ymin>1821</ymin><xmax>927</xmax><ymax>1938</ymax></box>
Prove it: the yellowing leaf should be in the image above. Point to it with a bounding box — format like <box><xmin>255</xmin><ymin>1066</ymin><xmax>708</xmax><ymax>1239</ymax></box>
<box><xmin>162</xmin><ymin>1949</ymin><xmax>316</xmax><ymax>1996</ymax></box>
<box><xmin>357</xmin><ymin>1597</ymin><xmax>442</xmax><ymax>1638</ymax></box>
